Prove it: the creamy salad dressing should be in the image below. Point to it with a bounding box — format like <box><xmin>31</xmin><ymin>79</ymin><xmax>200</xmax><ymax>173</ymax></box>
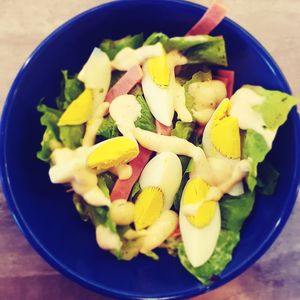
<box><xmin>111</xmin><ymin>43</ymin><xmax>164</xmax><ymax>71</ymax></box>
<box><xmin>230</xmin><ymin>87</ymin><xmax>276</xmax><ymax>148</ymax></box>
<box><xmin>110</xmin><ymin>164</ymin><xmax>133</xmax><ymax>180</ymax></box>
<box><xmin>49</xmin><ymin>147</ymin><xmax>110</xmax><ymax>207</ymax></box>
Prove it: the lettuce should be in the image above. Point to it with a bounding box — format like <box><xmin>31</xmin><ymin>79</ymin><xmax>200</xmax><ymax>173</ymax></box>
<box><xmin>248</xmin><ymin>85</ymin><xmax>299</xmax><ymax>130</ymax></box>
<box><xmin>36</xmin><ymin>104</ymin><xmax>62</xmax><ymax>162</ymax></box>
<box><xmin>100</xmin><ymin>33</ymin><xmax>144</xmax><ymax>60</ymax></box>
<box><xmin>171</xmin><ymin>121</ymin><xmax>194</xmax><ymax>140</ymax></box>
<box><xmin>56</xmin><ymin>70</ymin><xmax>84</xmax><ymax>111</ymax></box>
<box><xmin>97</xmin><ymin>115</ymin><xmax>120</xmax><ymax>139</ymax></box>
<box><xmin>134</xmin><ymin>94</ymin><xmax>156</xmax><ymax>132</ymax></box>
<box><xmin>243</xmin><ymin>129</ymin><xmax>270</xmax><ymax>191</ymax></box>
<box><xmin>129</xmin><ymin>182</ymin><xmax>141</xmax><ymax>201</ymax></box>
<box><xmin>97</xmin><ymin>173</ymin><xmax>116</xmax><ymax>197</ymax></box>
<box><xmin>257</xmin><ymin>161</ymin><xmax>279</xmax><ymax>195</ymax></box>
<box><xmin>178</xmin><ymin>230</ymin><xmax>240</xmax><ymax>285</ymax></box>
<box><xmin>144</xmin><ymin>32</ymin><xmax>169</xmax><ymax>46</ymax></box>
<box><xmin>220</xmin><ymin>192</ymin><xmax>255</xmax><ymax>232</ymax></box>
<box><xmin>59</xmin><ymin>125</ymin><xmax>84</xmax><ymax>150</ymax></box>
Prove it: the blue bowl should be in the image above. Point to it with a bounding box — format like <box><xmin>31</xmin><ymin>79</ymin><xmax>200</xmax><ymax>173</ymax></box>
<box><xmin>1</xmin><ymin>0</ymin><xmax>300</xmax><ymax>299</ymax></box>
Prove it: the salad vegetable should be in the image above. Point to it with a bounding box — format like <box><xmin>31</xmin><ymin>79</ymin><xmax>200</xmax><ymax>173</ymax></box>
<box><xmin>37</xmin><ymin>1</ymin><xmax>298</xmax><ymax>286</ymax></box>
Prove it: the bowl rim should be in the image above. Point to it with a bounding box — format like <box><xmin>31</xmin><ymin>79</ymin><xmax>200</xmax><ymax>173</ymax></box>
<box><xmin>1</xmin><ymin>0</ymin><xmax>300</xmax><ymax>299</ymax></box>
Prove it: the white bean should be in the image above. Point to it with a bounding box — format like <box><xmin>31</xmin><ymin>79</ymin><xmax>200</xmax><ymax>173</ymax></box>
<box><xmin>140</xmin><ymin>210</ymin><xmax>178</xmax><ymax>254</ymax></box>
<box><xmin>109</xmin><ymin>199</ymin><xmax>135</xmax><ymax>225</ymax></box>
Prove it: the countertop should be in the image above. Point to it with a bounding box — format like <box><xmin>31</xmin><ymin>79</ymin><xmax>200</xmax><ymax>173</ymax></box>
<box><xmin>0</xmin><ymin>1</ymin><xmax>299</xmax><ymax>299</ymax></box>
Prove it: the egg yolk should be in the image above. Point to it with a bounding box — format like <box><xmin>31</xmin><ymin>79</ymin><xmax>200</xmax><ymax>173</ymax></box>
<box><xmin>58</xmin><ymin>89</ymin><xmax>93</xmax><ymax>126</ymax></box>
<box><xmin>147</xmin><ymin>52</ymin><xmax>170</xmax><ymax>87</ymax></box>
<box><xmin>183</xmin><ymin>178</ymin><xmax>216</xmax><ymax>228</ymax></box>
<box><xmin>210</xmin><ymin>99</ymin><xmax>241</xmax><ymax>159</ymax></box>
<box><xmin>134</xmin><ymin>187</ymin><xmax>164</xmax><ymax>230</ymax></box>
<box><xmin>87</xmin><ymin>137</ymin><xmax>139</xmax><ymax>170</ymax></box>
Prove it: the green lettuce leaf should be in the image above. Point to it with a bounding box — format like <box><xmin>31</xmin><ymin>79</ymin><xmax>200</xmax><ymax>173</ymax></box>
<box><xmin>248</xmin><ymin>85</ymin><xmax>299</xmax><ymax>130</ymax></box>
<box><xmin>178</xmin><ymin>230</ymin><xmax>240</xmax><ymax>285</ymax></box>
<box><xmin>129</xmin><ymin>182</ymin><xmax>141</xmax><ymax>201</ymax></box>
<box><xmin>100</xmin><ymin>33</ymin><xmax>144</xmax><ymax>60</ymax></box>
<box><xmin>243</xmin><ymin>129</ymin><xmax>269</xmax><ymax>191</ymax></box>
<box><xmin>257</xmin><ymin>161</ymin><xmax>280</xmax><ymax>195</ymax></box>
<box><xmin>143</xmin><ymin>32</ymin><xmax>169</xmax><ymax>46</ymax></box>
<box><xmin>134</xmin><ymin>94</ymin><xmax>156</xmax><ymax>132</ymax></box>
<box><xmin>166</xmin><ymin>36</ymin><xmax>227</xmax><ymax>66</ymax></box>
<box><xmin>56</xmin><ymin>70</ymin><xmax>84</xmax><ymax>111</ymax></box>
<box><xmin>97</xmin><ymin>172</ymin><xmax>116</xmax><ymax>197</ymax></box>
<box><xmin>220</xmin><ymin>192</ymin><xmax>255</xmax><ymax>232</ymax></box>
<box><xmin>171</xmin><ymin>121</ymin><xmax>194</xmax><ymax>140</ymax></box>
<box><xmin>36</xmin><ymin>104</ymin><xmax>62</xmax><ymax>162</ymax></box>
<box><xmin>97</xmin><ymin>116</ymin><xmax>120</xmax><ymax>139</ymax></box>
<box><xmin>59</xmin><ymin>125</ymin><xmax>84</xmax><ymax>150</ymax></box>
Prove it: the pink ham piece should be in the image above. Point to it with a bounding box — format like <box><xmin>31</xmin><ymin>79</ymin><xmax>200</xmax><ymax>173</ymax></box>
<box><xmin>155</xmin><ymin>120</ymin><xmax>173</xmax><ymax>136</ymax></box>
<box><xmin>216</xmin><ymin>69</ymin><xmax>235</xmax><ymax>97</ymax></box>
<box><xmin>105</xmin><ymin>65</ymin><xmax>143</xmax><ymax>103</ymax></box>
<box><xmin>110</xmin><ymin>146</ymin><xmax>152</xmax><ymax>201</ymax></box>
<box><xmin>186</xmin><ymin>1</ymin><xmax>227</xmax><ymax>36</ymax></box>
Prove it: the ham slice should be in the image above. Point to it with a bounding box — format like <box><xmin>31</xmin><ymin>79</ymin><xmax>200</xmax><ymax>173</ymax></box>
<box><xmin>186</xmin><ymin>1</ymin><xmax>227</xmax><ymax>36</ymax></box>
<box><xmin>216</xmin><ymin>69</ymin><xmax>235</xmax><ymax>97</ymax></box>
<box><xmin>105</xmin><ymin>65</ymin><xmax>143</xmax><ymax>103</ymax></box>
<box><xmin>110</xmin><ymin>146</ymin><xmax>152</xmax><ymax>201</ymax></box>
<box><xmin>155</xmin><ymin>120</ymin><xmax>173</xmax><ymax>136</ymax></box>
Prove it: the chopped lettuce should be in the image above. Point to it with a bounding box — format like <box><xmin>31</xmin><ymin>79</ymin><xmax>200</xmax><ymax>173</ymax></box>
<box><xmin>243</xmin><ymin>129</ymin><xmax>269</xmax><ymax>191</ymax></box>
<box><xmin>36</xmin><ymin>104</ymin><xmax>62</xmax><ymax>162</ymax></box>
<box><xmin>178</xmin><ymin>230</ymin><xmax>240</xmax><ymax>285</ymax></box>
<box><xmin>171</xmin><ymin>121</ymin><xmax>194</xmax><ymax>140</ymax></box>
<box><xmin>100</xmin><ymin>33</ymin><xmax>144</xmax><ymax>60</ymax></box>
<box><xmin>97</xmin><ymin>116</ymin><xmax>120</xmax><ymax>139</ymax></box>
<box><xmin>220</xmin><ymin>192</ymin><xmax>255</xmax><ymax>232</ymax></box>
<box><xmin>257</xmin><ymin>161</ymin><xmax>280</xmax><ymax>195</ymax></box>
<box><xmin>56</xmin><ymin>70</ymin><xmax>84</xmax><ymax>111</ymax></box>
<box><xmin>144</xmin><ymin>32</ymin><xmax>169</xmax><ymax>46</ymax></box>
<box><xmin>97</xmin><ymin>173</ymin><xmax>116</xmax><ymax>197</ymax></box>
<box><xmin>248</xmin><ymin>85</ymin><xmax>299</xmax><ymax>130</ymax></box>
<box><xmin>134</xmin><ymin>94</ymin><xmax>156</xmax><ymax>132</ymax></box>
<box><xmin>166</xmin><ymin>36</ymin><xmax>227</xmax><ymax>66</ymax></box>
<box><xmin>59</xmin><ymin>125</ymin><xmax>84</xmax><ymax>150</ymax></box>
<box><xmin>129</xmin><ymin>182</ymin><xmax>141</xmax><ymax>200</ymax></box>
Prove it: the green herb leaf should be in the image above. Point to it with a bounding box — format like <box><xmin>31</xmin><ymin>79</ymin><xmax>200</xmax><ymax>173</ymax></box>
<box><xmin>171</xmin><ymin>121</ymin><xmax>194</xmax><ymax>140</ymax></box>
<box><xmin>97</xmin><ymin>115</ymin><xmax>120</xmax><ymax>139</ymax></box>
<box><xmin>129</xmin><ymin>182</ymin><xmax>141</xmax><ymax>201</ymax></box>
<box><xmin>59</xmin><ymin>125</ymin><xmax>84</xmax><ymax>149</ymax></box>
<box><xmin>144</xmin><ymin>32</ymin><xmax>169</xmax><ymax>46</ymax></box>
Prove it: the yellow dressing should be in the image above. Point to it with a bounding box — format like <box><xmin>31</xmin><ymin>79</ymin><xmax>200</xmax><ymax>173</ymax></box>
<box><xmin>58</xmin><ymin>89</ymin><xmax>93</xmax><ymax>126</ymax></box>
<box><xmin>134</xmin><ymin>187</ymin><xmax>164</xmax><ymax>230</ymax></box>
<box><xmin>87</xmin><ymin>137</ymin><xmax>139</xmax><ymax>170</ymax></box>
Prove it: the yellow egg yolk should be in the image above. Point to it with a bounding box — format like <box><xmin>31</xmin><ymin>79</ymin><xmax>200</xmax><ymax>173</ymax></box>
<box><xmin>134</xmin><ymin>187</ymin><xmax>164</xmax><ymax>230</ymax></box>
<box><xmin>87</xmin><ymin>137</ymin><xmax>139</xmax><ymax>170</ymax></box>
<box><xmin>210</xmin><ymin>99</ymin><xmax>241</xmax><ymax>159</ymax></box>
<box><xmin>147</xmin><ymin>51</ymin><xmax>170</xmax><ymax>87</ymax></box>
<box><xmin>183</xmin><ymin>178</ymin><xmax>216</xmax><ymax>228</ymax></box>
<box><xmin>58</xmin><ymin>89</ymin><xmax>93</xmax><ymax>126</ymax></box>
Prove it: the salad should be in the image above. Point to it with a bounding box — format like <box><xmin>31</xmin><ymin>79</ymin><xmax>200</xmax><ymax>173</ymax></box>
<box><xmin>37</xmin><ymin>2</ymin><xmax>298</xmax><ymax>285</ymax></box>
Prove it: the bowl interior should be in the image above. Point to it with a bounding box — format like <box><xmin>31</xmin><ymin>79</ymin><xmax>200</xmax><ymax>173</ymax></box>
<box><xmin>1</xmin><ymin>0</ymin><xmax>299</xmax><ymax>299</ymax></box>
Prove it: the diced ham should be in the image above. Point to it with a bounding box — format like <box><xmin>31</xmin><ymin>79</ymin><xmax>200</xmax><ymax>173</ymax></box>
<box><xmin>110</xmin><ymin>146</ymin><xmax>152</xmax><ymax>201</ymax></box>
<box><xmin>216</xmin><ymin>69</ymin><xmax>235</xmax><ymax>97</ymax></box>
<box><xmin>105</xmin><ymin>65</ymin><xmax>143</xmax><ymax>103</ymax></box>
<box><xmin>186</xmin><ymin>1</ymin><xmax>227</xmax><ymax>36</ymax></box>
<box><xmin>155</xmin><ymin>120</ymin><xmax>173</xmax><ymax>136</ymax></box>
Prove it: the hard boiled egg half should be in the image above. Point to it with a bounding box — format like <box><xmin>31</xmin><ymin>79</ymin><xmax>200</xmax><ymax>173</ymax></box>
<box><xmin>179</xmin><ymin>178</ymin><xmax>221</xmax><ymax>268</ymax></box>
<box><xmin>202</xmin><ymin>99</ymin><xmax>244</xmax><ymax>196</ymax></box>
<box><xmin>134</xmin><ymin>152</ymin><xmax>182</xmax><ymax>230</ymax></box>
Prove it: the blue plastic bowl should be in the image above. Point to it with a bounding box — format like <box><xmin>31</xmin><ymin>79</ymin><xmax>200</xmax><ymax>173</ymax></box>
<box><xmin>1</xmin><ymin>0</ymin><xmax>299</xmax><ymax>299</ymax></box>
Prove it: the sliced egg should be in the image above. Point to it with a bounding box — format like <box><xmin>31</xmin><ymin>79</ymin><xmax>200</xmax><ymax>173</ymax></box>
<box><xmin>78</xmin><ymin>48</ymin><xmax>111</xmax><ymax>91</ymax></box>
<box><xmin>202</xmin><ymin>99</ymin><xmax>244</xmax><ymax>196</ymax></box>
<box><xmin>134</xmin><ymin>187</ymin><xmax>164</xmax><ymax>230</ymax></box>
<box><xmin>87</xmin><ymin>136</ymin><xmax>139</xmax><ymax>170</ymax></box>
<box><xmin>58</xmin><ymin>89</ymin><xmax>93</xmax><ymax>126</ymax></box>
<box><xmin>139</xmin><ymin>152</ymin><xmax>182</xmax><ymax>210</ymax></box>
<box><xmin>180</xmin><ymin>178</ymin><xmax>221</xmax><ymax>268</ymax></box>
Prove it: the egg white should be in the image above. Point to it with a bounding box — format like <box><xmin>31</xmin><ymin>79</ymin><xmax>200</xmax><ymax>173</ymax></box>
<box><xmin>139</xmin><ymin>152</ymin><xmax>182</xmax><ymax>210</ymax></box>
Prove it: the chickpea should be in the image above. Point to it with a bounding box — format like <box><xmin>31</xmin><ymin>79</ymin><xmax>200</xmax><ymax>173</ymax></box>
<box><xmin>109</xmin><ymin>199</ymin><xmax>135</xmax><ymax>225</ymax></box>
